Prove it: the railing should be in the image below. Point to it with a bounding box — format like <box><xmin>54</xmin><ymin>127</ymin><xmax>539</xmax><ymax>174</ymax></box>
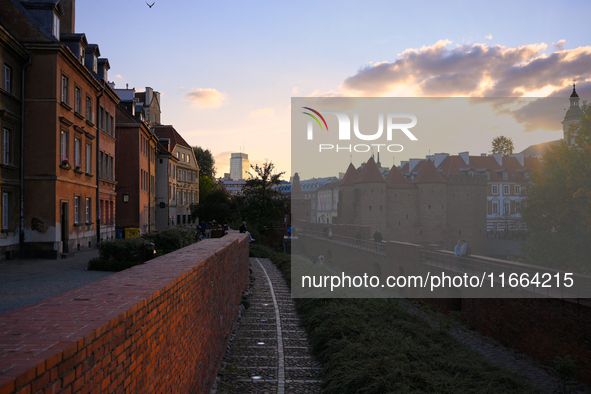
<box><xmin>297</xmin><ymin>229</ymin><xmax>387</xmax><ymax>256</ymax></box>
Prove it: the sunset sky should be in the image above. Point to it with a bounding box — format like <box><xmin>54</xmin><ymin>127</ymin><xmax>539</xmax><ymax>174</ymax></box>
<box><xmin>76</xmin><ymin>1</ymin><xmax>591</xmax><ymax>179</ymax></box>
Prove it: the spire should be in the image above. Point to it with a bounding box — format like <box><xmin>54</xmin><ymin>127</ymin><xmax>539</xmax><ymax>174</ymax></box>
<box><xmin>570</xmin><ymin>81</ymin><xmax>579</xmax><ymax>98</ymax></box>
<box><xmin>377</xmin><ymin>152</ymin><xmax>381</xmax><ymax>167</ymax></box>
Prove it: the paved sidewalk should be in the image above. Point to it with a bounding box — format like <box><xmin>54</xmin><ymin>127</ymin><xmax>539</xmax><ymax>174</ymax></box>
<box><xmin>0</xmin><ymin>249</ymin><xmax>114</xmax><ymax>315</ymax></box>
<box><xmin>213</xmin><ymin>258</ymin><xmax>323</xmax><ymax>394</ymax></box>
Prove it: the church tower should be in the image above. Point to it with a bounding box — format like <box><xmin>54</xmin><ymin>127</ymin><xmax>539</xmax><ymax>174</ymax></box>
<box><xmin>562</xmin><ymin>83</ymin><xmax>584</xmax><ymax>146</ymax></box>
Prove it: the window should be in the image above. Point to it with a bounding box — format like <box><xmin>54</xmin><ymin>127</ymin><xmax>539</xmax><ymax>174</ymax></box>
<box><xmin>85</xmin><ymin>197</ymin><xmax>91</xmax><ymax>223</ymax></box>
<box><xmin>514</xmin><ymin>185</ymin><xmax>521</xmax><ymax>195</ymax></box>
<box><xmin>74</xmin><ymin>86</ymin><xmax>82</xmax><ymax>113</ymax></box>
<box><xmin>99</xmin><ymin>106</ymin><xmax>104</xmax><ymax>130</ymax></box>
<box><xmin>2</xmin><ymin>192</ymin><xmax>9</xmax><ymax>230</ymax></box>
<box><xmin>491</xmin><ymin>184</ymin><xmax>498</xmax><ymax>195</ymax></box>
<box><xmin>109</xmin><ymin>155</ymin><xmax>114</xmax><ymax>180</ymax></box>
<box><xmin>503</xmin><ymin>201</ymin><xmax>510</xmax><ymax>216</ymax></box>
<box><xmin>52</xmin><ymin>12</ymin><xmax>60</xmax><ymax>39</ymax></box>
<box><xmin>515</xmin><ymin>200</ymin><xmax>522</xmax><ymax>213</ymax></box>
<box><xmin>85</xmin><ymin>143</ymin><xmax>92</xmax><ymax>173</ymax></box>
<box><xmin>61</xmin><ymin>74</ymin><xmax>69</xmax><ymax>105</ymax></box>
<box><xmin>99</xmin><ymin>151</ymin><xmax>103</xmax><ymax>178</ymax></box>
<box><xmin>3</xmin><ymin>64</ymin><xmax>11</xmax><ymax>93</ymax></box>
<box><xmin>74</xmin><ymin>196</ymin><xmax>81</xmax><ymax>224</ymax></box>
<box><xmin>86</xmin><ymin>95</ymin><xmax>93</xmax><ymax>122</ymax></box>
<box><xmin>524</xmin><ymin>172</ymin><xmax>529</xmax><ymax>180</ymax></box>
<box><xmin>2</xmin><ymin>128</ymin><xmax>10</xmax><ymax>165</ymax></box>
<box><xmin>492</xmin><ymin>201</ymin><xmax>499</xmax><ymax>215</ymax></box>
<box><xmin>503</xmin><ymin>185</ymin><xmax>510</xmax><ymax>195</ymax></box>
<box><xmin>74</xmin><ymin>138</ymin><xmax>81</xmax><ymax>167</ymax></box>
<box><xmin>502</xmin><ymin>171</ymin><xmax>508</xmax><ymax>180</ymax></box>
<box><xmin>79</xmin><ymin>46</ymin><xmax>85</xmax><ymax>65</ymax></box>
<box><xmin>93</xmin><ymin>55</ymin><xmax>97</xmax><ymax>73</ymax></box>
<box><xmin>178</xmin><ymin>168</ymin><xmax>181</xmax><ymax>179</ymax></box>
<box><xmin>60</xmin><ymin>130</ymin><xmax>68</xmax><ymax>162</ymax></box>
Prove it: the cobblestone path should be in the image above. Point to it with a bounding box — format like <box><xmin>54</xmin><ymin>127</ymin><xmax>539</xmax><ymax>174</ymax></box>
<box><xmin>213</xmin><ymin>258</ymin><xmax>323</xmax><ymax>394</ymax></box>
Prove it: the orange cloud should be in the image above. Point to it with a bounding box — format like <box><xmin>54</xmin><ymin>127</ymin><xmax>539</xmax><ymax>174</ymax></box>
<box><xmin>340</xmin><ymin>40</ymin><xmax>591</xmax><ymax>97</ymax></box>
<box><xmin>184</xmin><ymin>88</ymin><xmax>226</xmax><ymax>108</ymax></box>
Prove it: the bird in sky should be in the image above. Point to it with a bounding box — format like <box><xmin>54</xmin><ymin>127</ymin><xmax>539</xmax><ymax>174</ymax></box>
<box><xmin>146</xmin><ymin>2</ymin><xmax>155</xmax><ymax>8</ymax></box>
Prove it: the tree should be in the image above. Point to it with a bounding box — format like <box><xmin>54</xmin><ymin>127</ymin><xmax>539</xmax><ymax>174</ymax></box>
<box><xmin>191</xmin><ymin>188</ymin><xmax>234</xmax><ymax>224</ymax></box>
<box><xmin>491</xmin><ymin>136</ymin><xmax>514</xmax><ymax>156</ymax></box>
<box><xmin>199</xmin><ymin>175</ymin><xmax>217</xmax><ymax>203</ymax></box>
<box><xmin>520</xmin><ymin>104</ymin><xmax>591</xmax><ymax>274</ymax></box>
<box><xmin>192</xmin><ymin>146</ymin><xmax>216</xmax><ymax>179</ymax></box>
<box><xmin>240</xmin><ymin>161</ymin><xmax>288</xmax><ymax>232</ymax></box>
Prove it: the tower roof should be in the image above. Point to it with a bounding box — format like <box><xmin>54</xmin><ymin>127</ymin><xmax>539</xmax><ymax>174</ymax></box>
<box><xmin>356</xmin><ymin>157</ymin><xmax>386</xmax><ymax>184</ymax></box>
<box><xmin>339</xmin><ymin>163</ymin><xmax>361</xmax><ymax>186</ymax></box>
<box><xmin>411</xmin><ymin>160</ymin><xmax>446</xmax><ymax>183</ymax></box>
<box><xmin>571</xmin><ymin>83</ymin><xmax>579</xmax><ymax>98</ymax></box>
<box><xmin>386</xmin><ymin>165</ymin><xmax>414</xmax><ymax>188</ymax></box>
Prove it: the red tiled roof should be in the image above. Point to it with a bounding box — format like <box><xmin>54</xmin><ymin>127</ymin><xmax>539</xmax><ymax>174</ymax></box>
<box><xmin>412</xmin><ymin>160</ymin><xmax>446</xmax><ymax>183</ymax></box>
<box><xmin>386</xmin><ymin>166</ymin><xmax>414</xmax><ymax>188</ymax></box>
<box><xmin>356</xmin><ymin>157</ymin><xmax>386</xmax><ymax>184</ymax></box>
<box><xmin>438</xmin><ymin>154</ymin><xmax>541</xmax><ymax>182</ymax></box>
<box><xmin>153</xmin><ymin>125</ymin><xmax>192</xmax><ymax>151</ymax></box>
<box><xmin>339</xmin><ymin>163</ymin><xmax>360</xmax><ymax>186</ymax></box>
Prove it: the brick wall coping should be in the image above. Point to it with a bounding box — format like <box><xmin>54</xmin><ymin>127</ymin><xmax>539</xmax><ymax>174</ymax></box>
<box><xmin>0</xmin><ymin>233</ymin><xmax>247</xmax><ymax>391</ymax></box>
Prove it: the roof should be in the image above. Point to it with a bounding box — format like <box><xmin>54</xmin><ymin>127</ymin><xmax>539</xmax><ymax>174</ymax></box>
<box><xmin>135</xmin><ymin>91</ymin><xmax>146</xmax><ymax>104</ymax></box>
<box><xmin>385</xmin><ymin>166</ymin><xmax>414</xmax><ymax>188</ymax></box>
<box><xmin>339</xmin><ymin>163</ymin><xmax>360</xmax><ymax>186</ymax></box>
<box><xmin>519</xmin><ymin>140</ymin><xmax>561</xmax><ymax>158</ymax></box>
<box><xmin>433</xmin><ymin>154</ymin><xmax>542</xmax><ymax>182</ymax></box>
<box><xmin>356</xmin><ymin>157</ymin><xmax>386</xmax><ymax>184</ymax></box>
<box><xmin>153</xmin><ymin>125</ymin><xmax>192</xmax><ymax>151</ymax></box>
<box><xmin>317</xmin><ymin>179</ymin><xmax>340</xmax><ymax>191</ymax></box>
<box><xmin>411</xmin><ymin>160</ymin><xmax>446</xmax><ymax>183</ymax></box>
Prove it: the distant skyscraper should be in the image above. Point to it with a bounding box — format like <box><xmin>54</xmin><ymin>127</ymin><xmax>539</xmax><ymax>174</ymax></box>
<box><xmin>230</xmin><ymin>153</ymin><xmax>250</xmax><ymax>180</ymax></box>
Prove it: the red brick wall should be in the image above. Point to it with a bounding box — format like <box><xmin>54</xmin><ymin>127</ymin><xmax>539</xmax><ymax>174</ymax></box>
<box><xmin>0</xmin><ymin>233</ymin><xmax>249</xmax><ymax>394</ymax></box>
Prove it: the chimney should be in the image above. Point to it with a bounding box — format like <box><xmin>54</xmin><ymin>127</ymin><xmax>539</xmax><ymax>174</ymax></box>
<box><xmin>60</xmin><ymin>0</ymin><xmax>75</xmax><ymax>34</ymax></box>
<box><xmin>145</xmin><ymin>87</ymin><xmax>153</xmax><ymax>105</ymax></box>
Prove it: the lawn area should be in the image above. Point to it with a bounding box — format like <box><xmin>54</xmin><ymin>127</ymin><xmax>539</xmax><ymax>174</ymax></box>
<box><xmin>251</xmin><ymin>245</ymin><xmax>538</xmax><ymax>394</ymax></box>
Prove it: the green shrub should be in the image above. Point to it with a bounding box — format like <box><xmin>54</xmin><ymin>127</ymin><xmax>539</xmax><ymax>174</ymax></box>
<box><xmin>266</xmin><ymin>252</ymin><xmax>536</xmax><ymax>394</ymax></box>
<box><xmin>88</xmin><ymin>238</ymin><xmax>146</xmax><ymax>271</ymax></box>
<box><xmin>142</xmin><ymin>227</ymin><xmax>197</xmax><ymax>255</ymax></box>
<box><xmin>248</xmin><ymin>244</ymin><xmax>275</xmax><ymax>258</ymax></box>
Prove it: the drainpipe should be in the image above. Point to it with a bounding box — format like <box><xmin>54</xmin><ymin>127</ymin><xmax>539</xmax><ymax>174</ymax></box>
<box><xmin>19</xmin><ymin>54</ymin><xmax>32</xmax><ymax>258</ymax></box>
<box><xmin>96</xmin><ymin>80</ymin><xmax>104</xmax><ymax>245</ymax></box>
<box><xmin>148</xmin><ymin>130</ymin><xmax>152</xmax><ymax>233</ymax></box>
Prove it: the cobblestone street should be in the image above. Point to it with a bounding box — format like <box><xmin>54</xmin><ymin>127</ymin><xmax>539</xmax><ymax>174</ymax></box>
<box><xmin>212</xmin><ymin>258</ymin><xmax>322</xmax><ymax>394</ymax></box>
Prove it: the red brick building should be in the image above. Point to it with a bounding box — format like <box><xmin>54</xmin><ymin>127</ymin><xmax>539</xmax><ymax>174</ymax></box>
<box><xmin>0</xmin><ymin>22</ymin><xmax>29</xmax><ymax>260</ymax></box>
<box><xmin>115</xmin><ymin>103</ymin><xmax>158</xmax><ymax>234</ymax></box>
<box><xmin>0</xmin><ymin>0</ymin><xmax>120</xmax><ymax>257</ymax></box>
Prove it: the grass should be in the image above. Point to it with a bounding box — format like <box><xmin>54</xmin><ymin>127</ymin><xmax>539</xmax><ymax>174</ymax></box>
<box><xmin>250</xmin><ymin>244</ymin><xmax>539</xmax><ymax>394</ymax></box>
